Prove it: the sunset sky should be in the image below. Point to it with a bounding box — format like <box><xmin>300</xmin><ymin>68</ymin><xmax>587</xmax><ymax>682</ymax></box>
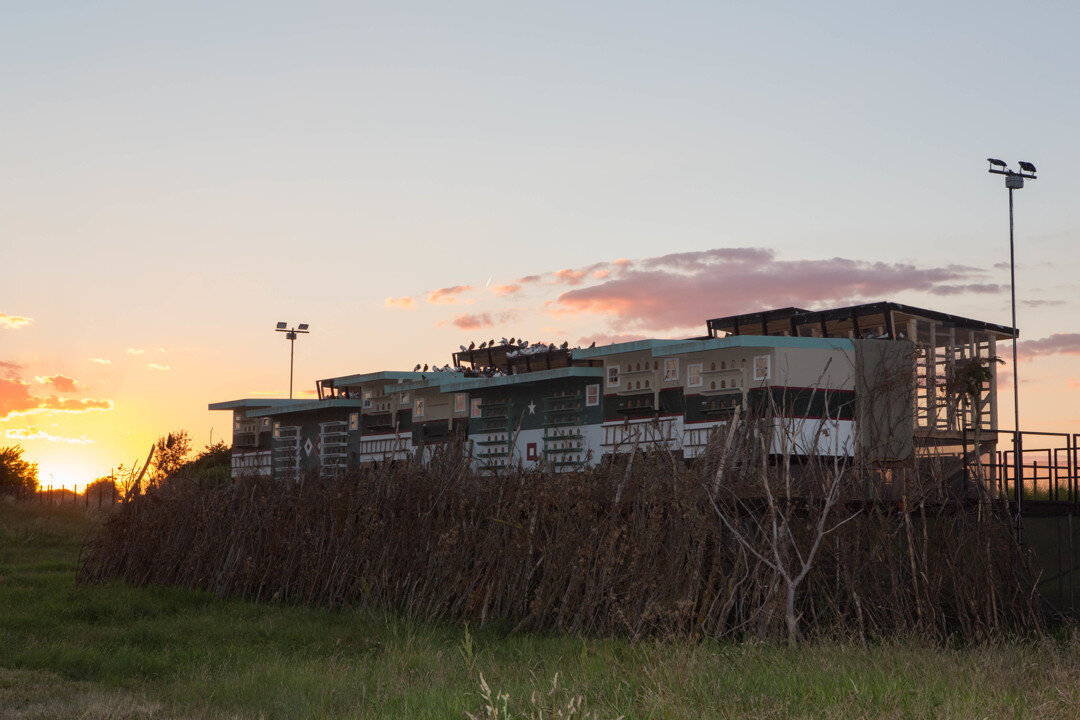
<box><xmin>3</xmin><ymin>2</ymin><xmax>1080</xmax><ymax>490</ymax></box>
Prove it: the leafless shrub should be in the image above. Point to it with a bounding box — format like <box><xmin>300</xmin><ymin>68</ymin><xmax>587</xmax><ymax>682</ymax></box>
<box><xmin>78</xmin><ymin>358</ymin><xmax>1042</xmax><ymax>643</ymax></box>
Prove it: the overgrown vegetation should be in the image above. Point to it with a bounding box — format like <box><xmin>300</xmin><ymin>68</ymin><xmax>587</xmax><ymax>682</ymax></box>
<box><xmin>2</xmin><ymin>502</ymin><xmax>1079</xmax><ymax>719</ymax></box>
<box><xmin>79</xmin><ymin>403</ymin><xmax>1043</xmax><ymax>644</ymax></box>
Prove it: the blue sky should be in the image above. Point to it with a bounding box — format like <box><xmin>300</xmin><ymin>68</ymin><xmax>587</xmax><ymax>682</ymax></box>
<box><xmin>1</xmin><ymin>1</ymin><xmax>1078</xmax><ymax>485</ymax></box>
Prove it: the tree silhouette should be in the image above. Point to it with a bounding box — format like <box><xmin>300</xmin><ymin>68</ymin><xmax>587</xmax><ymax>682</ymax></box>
<box><xmin>0</xmin><ymin>445</ymin><xmax>39</xmax><ymax>496</ymax></box>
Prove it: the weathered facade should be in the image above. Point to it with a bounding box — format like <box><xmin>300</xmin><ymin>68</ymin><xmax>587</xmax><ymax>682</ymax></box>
<box><xmin>210</xmin><ymin>301</ymin><xmax>1013</xmax><ymax>479</ymax></box>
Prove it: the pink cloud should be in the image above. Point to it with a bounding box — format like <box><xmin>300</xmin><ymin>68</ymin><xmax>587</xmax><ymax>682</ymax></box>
<box><xmin>517</xmin><ymin>275</ymin><xmax>543</xmax><ymax>284</ymax></box>
<box><xmin>578</xmin><ymin>332</ymin><xmax>650</xmax><ymax>346</ymax></box>
<box><xmin>0</xmin><ymin>313</ymin><xmax>32</xmax><ymax>330</ymax></box>
<box><xmin>385</xmin><ymin>296</ymin><xmax>416</xmax><ymax>310</ymax></box>
<box><xmin>1017</xmin><ymin>333</ymin><xmax>1080</xmax><ymax>360</ymax></box>
<box><xmin>452</xmin><ymin>313</ymin><xmax>494</xmax><ymax>330</ymax></box>
<box><xmin>0</xmin><ymin>366</ymin><xmax>112</xmax><ymax>420</ymax></box>
<box><xmin>35</xmin><ymin>374</ymin><xmax>78</xmax><ymax>393</ymax></box>
<box><xmin>551</xmin><ymin>251</ymin><xmax>1000</xmax><ymax>331</ymax></box>
<box><xmin>0</xmin><ymin>377</ymin><xmax>113</xmax><ymax>420</ymax></box>
<box><xmin>427</xmin><ymin>285</ymin><xmax>474</xmax><ymax>305</ymax></box>
<box><xmin>490</xmin><ymin>284</ymin><xmax>522</xmax><ymax>297</ymax></box>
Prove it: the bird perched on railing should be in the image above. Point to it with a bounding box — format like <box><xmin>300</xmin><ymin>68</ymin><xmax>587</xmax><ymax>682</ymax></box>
<box><xmin>560</xmin><ymin>341</ymin><xmax>569</xmax><ymax>350</ymax></box>
<box><xmin>479</xmin><ymin>341</ymin><xmax>487</xmax><ymax>349</ymax></box>
<box><xmin>459</xmin><ymin>345</ymin><xmax>467</xmax><ymax>352</ymax></box>
<box><xmin>468</xmin><ymin>341</ymin><xmax>476</xmax><ymax>350</ymax></box>
<box><xmin>413</xmin><ymin>363</ymin><xmax>421</xmax><ymax>371</ymax></box>
<box><xmin>422</xmin><ymin>364</ymin><xmax>429</xmax><ymax>372</ymax></box>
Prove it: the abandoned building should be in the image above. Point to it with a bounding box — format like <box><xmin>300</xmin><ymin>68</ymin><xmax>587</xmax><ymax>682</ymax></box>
<box><xmin>209</xmin><ymin>301</ymin><xmax>1015</xmax><ymax>481</ymax></box>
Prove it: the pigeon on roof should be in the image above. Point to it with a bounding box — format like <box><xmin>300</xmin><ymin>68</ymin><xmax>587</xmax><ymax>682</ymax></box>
<box><xmin>459</xmin><ymin>345</ymin><xmax>467</xmax><ymax>352</ymax></box>
<box><xmin>469</xmin><ymin>341</ymin><xmax>475</xmax><ymax>350</ymax></box>
<box><xmin>508</xmin><ymin>337</ymin><xmax>515</xmax><ymax>345</ymax></box>
<box><xmin>589</xmin><ymin>341</ymin><xmax>596</xmax><ymax>348</ymax></box>
<box><xmin>479</xmin><ymin>341</ymin><xmax>487</xmax><ymax>349</ymax></box>
<box><xmin>422</xmin><ymin>364</ymin><xmax>428</xmax><ymax>372</ymax></box>
<box><xmin>560</xmin><ymin>341</ymin><xmax>569</xmax><ymax>350</ymax></box>
<box><xmin>500</xmin><ymin>337</ymin><xmax>508</xmax><ymax>344</ymax></box>
<box><xmin>413</xmin><ymin>363</ymin><xmax>421</xmax><ymax>371</ymax></box>
<box><xmin>488</xmin><ymin>338</ymin><xmax>494</xmax><ymax>346</ymax></box>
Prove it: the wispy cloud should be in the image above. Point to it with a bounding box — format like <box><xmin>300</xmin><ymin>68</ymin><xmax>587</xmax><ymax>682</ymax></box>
<box><xmin>451</xmin><ymin>313</ymin><xmax>494</xmax><ymax>330</ymax></box>
<box><xmin>147</xmin><ymin>363</ymin><xmax>171</xmax><ymax>371</ymax></box>
<box><xmin>0</xmin><ymin>361</ymin><xmax>22</xmax><ymax>379</ymax></box>
<box><xmin>578</xmin><ymin>332</ymin><xmax>650</xmax><ymax>346</ymax></box>
<box><xmin>0</xmin><ymin>313</ymin><xmax>32</xmax><ymax>330</ymax></box>
<box><xmin>490</xmin><ymin>284</ymin><xmax>523</xmax><ymax>297</ymax></box>
<box><xmin>385</xmin><ymin>296</ymin><xmax>416</xmax><ymax>310</ymax></box>
<box><xmin>427</xmin><ymin>285</ymin><xmax>474</xmax><ymax>305</ymax></box>
<box><xmin>35</xmin><ymin>374</ymin><xmax>78</xmax><ymax>393</ymax></box>
<box><xmin>0</xmin><ymin>376</ymin><xmax>113</xmax><ymax>421</ymax></box>
<box><xmin>548</xmin><ymin>249</ymin><xmax>1000</xmax><ymax>331</ymax></box>
<box><xmin>1017</xmin><ymin>333</ymin><xmax>1080</xmax><ymax>360</ymax></box>
<box><xmin>5</xmin><ymin>427</ymin><xmax>95</xmax><ymax>444</ymax></box>
<box><xmin>89</xmin><ymin>358</ymin><xmax>112</xmax><ymax>365</ymax></box>
<box><xmin>125</xmin><ymin>348</ymin><xmax>144</xmax><ymax>355</ymax></box>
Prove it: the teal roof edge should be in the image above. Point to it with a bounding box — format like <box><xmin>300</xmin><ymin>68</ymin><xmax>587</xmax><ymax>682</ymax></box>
<box><xmin>208</xmin><ymin>398</ymin><xmax>306</xmax><ymax>411</ymax></box>
<box><xmin>322</xmin><ymin>370</ymin><xmax>429</xmax><ymax>386</ymax></box>
<box><xmin>442</xmin><ymin>366</ymin><xmax>603</xmax><ymax>392</ymax></box>
<box><xmin>572</xmin><ymin>339</ymin><xmax>685</xmax><ymax>359</ymax></box>
<box><xmin>651</xmin><ymin>336</ymin><xmax>857</xmax><ymax>356</ymax></box>
<box><xmin>247</xmin><ymin>398</ymin><xmax>366</xmax><ymax>417</ymax></box>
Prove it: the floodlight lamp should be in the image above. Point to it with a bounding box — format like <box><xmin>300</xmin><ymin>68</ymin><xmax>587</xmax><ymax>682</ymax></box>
<box><xmin>298</xmin><ymin>323</ymin><xmax>309</xmax><ymax>331</ymax></box>
<box><xmin>276</xmin><ymin>321</ymin><xmax>287</xmax><ymax>330</ymax></box>
<box><xmin>1018</xmin><ymin>161</ymin><xmax>1037</xmax><ymax>174</ymax></box>
<box><xmin>987</xmin><ymin>158</ymin><xmax>1007</xmax><ymax>168</ymax></box>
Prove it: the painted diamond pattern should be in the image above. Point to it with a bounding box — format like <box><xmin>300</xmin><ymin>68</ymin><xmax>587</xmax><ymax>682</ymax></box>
<box><xmin>304</xmin><ymin>438</ymin><xmax>314</xmax><ymax>457</ymax></box>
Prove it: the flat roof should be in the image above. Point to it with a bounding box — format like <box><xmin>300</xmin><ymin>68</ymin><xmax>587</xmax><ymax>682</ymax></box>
<box><xmin>572</xmin><ymin>339</ymin><xmax>685</xmax><ymax>359</ymax></box>
<box><xmin>321</xmin><ymin>370</ymin><xmax>429</xmax><ymax>387</ymax></box>
<box><xmin>383</xmin><ymin>373</ymin><xmax>466</xmax><ymax>394</ymax></box>
<box><xmin>247</xmin><ymin>398</ymin><xmax>366</xmax><ymax>417</ymax></box>
<box><xmin>652</xmin><ymin>336</ymin><xmax>856</xmax><ymax>356</ymax></box>
<box><xmin>707</xmin><ymin>301</ymin><xmax>1016</xmax><ymax>338</ymax></box>
<box><xmin>207</xmin><ymin>398</ymin><xmax>307</xmax><ymax>411</ymax></box>
<box><xmin>442</xmin><ymin>366</ymin><xmax>604</xmax><ymax>392</ymax></box>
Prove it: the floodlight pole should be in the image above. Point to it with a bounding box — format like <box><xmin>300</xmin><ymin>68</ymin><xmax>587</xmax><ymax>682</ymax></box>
<box><xmin>275</xmin><ymin>323</ymin><xmax>310</xmax><ymax>399</ymax></box>
<box><xmin>988</xmin><ymin>160</ymin><xmax>1036</xmax><ymax>545</ymax></box>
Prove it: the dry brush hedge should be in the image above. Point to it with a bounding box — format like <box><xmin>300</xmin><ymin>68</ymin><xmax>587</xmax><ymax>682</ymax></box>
<box><xmin>77</xmin><ymin>434</ymin><xmax>1043</xmax><ymax>643</ymax></box>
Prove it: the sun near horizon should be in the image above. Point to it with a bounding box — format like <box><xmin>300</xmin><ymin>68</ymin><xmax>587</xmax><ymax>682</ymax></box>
<box><xmin>3</xmin><ymin>3</ymin><xmax>1080</xmax><ymax>488</ymax></box>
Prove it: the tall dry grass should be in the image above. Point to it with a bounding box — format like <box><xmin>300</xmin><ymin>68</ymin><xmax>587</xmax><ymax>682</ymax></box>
<box><xmin>77</xmin><ymin>409</ymin><xmax>1043</xmax><ymax>644</ymax></box>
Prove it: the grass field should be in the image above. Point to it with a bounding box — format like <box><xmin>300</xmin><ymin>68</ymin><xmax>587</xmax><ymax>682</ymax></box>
<box><xmin>2</xmin><ymin>501</ymin><xmax>1080</xmax><ymax>719</ymax></box>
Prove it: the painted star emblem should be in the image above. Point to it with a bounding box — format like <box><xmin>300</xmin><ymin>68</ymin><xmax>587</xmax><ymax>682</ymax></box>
<box><xmin>527</xmin><ymin>401</ymin><xmax>536</xmax><ymax>415</ymax></box>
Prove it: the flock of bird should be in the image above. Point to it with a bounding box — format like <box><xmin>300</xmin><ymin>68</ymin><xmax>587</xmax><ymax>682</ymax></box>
<box><xmin>456</xmin><ymin>337</ymin><xmax>597</xmax><ymax>354</ymax></box>
<box><xmin>406</xmin><ymin>336</ymin><xmax>598</xmax><ymax>378</ymax></box>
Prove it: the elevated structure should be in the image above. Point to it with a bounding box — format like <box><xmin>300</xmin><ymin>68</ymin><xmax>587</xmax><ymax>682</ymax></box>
<box><xmin>210</xmin><ymin>300</ymin><xmax>1012</xmax><ymax>480</ymax></box>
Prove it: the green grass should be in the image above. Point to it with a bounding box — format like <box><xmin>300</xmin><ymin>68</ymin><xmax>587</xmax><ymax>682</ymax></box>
<box><xmin>2</xmin><ymin>500</ymin><xmax>1080</xmax><ymax>719</ymax></box>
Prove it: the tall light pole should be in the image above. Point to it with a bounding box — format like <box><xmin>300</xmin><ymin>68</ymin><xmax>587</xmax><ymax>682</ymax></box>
<box><xmin>987</xmin><ymin>158</ymin><xmax>1036</xmax><ymax>541</ymax></box>
<box><xmin>275</xmin><ymin>321</ymin><xmax>310</xmax><ymax>399</ymax></box>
